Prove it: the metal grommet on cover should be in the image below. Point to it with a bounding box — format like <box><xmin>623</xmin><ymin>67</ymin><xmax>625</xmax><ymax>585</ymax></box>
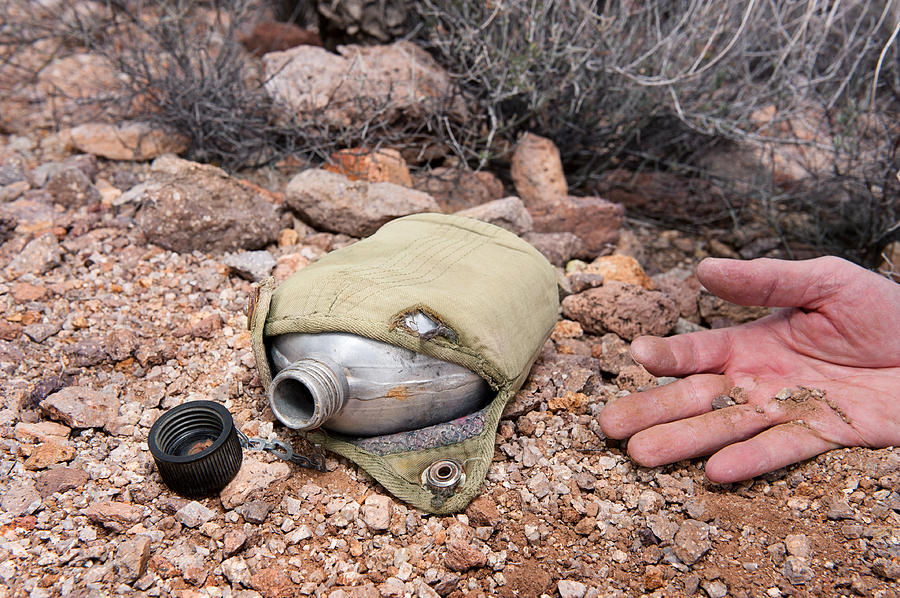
<box><xmin>422</xmin><ymin>459</ymin><xmax>465</xmax><ymax>492</ymax></box>
<box><xmin>148</xmin><ymin>400</ymin><xmax>243</xmax><ymax>497</ymax></box>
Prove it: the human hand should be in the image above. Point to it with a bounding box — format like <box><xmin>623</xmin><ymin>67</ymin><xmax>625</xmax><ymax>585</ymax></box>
<box><xmin>598</xmin><ymin>256</ymin><xmax>900</xmax><ymax>483</ymax></box>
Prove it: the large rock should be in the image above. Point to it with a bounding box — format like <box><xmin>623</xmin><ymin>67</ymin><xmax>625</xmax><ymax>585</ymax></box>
<box><xmin>323</xmin><ymin>147</ymin><xmax>412</xmax><ymax>186</ymax></box>
<box><xmin>523</xmin><ymin>232</ymin><xmax>585</xmax><ymax>267</ymax></box>
<box><xmin>454</xmin><ymin>197</ymin><xmax>532</xmax><ymax>236</ymax></box>
<box><xmin>529</xmin><ymin>195</ymin><xmax>624</xmax><ymax>257</ymax></box>
<box><xmin>510</xmin><ymin>132</ymin><xmax>568</xmax><ymax>206</ymax></box>
<box><xmin>561</xmin><ymin>282</ymin><xmax>679</xmax><ymax>341</ymax></box>
<box><xmin>133</xmin><ymin>155</ymin><xmax>281</xmax><ymax>253</ymax></box>
<box><xmin>263</xmin><ymin>41</ymin><xmax>466</xmax><ymax>129</ymax></box>
<box><xmin>63</xmin><ymin>122</ymin><xmax>189</xmax><ymax>161</ymax></box>
<box><xmin>40</xmin><ymin>386</ymin><xmax>119</xmax><ymax>430</ymax></box>
<box><xmin>285</xmin><ymin>168</ymin><xmax>439</xmax><ymax>237</ymax></box>
<box><xmin>411</xmin><ymin>167</ymin><xmax>504</xmax><ymax>213</ymax></box>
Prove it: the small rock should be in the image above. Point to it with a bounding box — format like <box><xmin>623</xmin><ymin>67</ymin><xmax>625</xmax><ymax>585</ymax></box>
<box><xmin>683</xmin><ymin>498</ymin><xmax>710</xmax><ymax>522</ymax></box>
<box><xmin>10</xmin><ymin>282</ymin><xmax>47</xmax><ymax>302</ymax></box>
<box><xmin>465</xmin><ymin>496</ymin><xmax>501</xmax><ymax>527</ymax></box>
<box><xmin>64</xmin><ymin>122</ymin><xmax>188</xmax><ymax>161</ymax></box>
<box><xmin>782</xmin><ymin>556</ymin><xmax>814</xmax><ymax>585</ymax></box>
<box><xmin>40</xmin><ymin>386</ymin><xmax>119</xmax><ymax>429</ymax></box>
<box><xmin>872</xmin><ymin>557</ymin><xmax>900</xmax><ymax>580</ymax></box>
<box><xmin>1</xmin><ymin>480</ymin><xmax>41</xmax><ymax>517</ymax></box>
<box><xmin>35</xmin><ymin>466</ymin><xmax>90</xmax><ymax>497</ymax></box>
<box><xmin>324</xmin><ymin>147</ymin><xmax>412</xmax><ymax>186</ymax></box>
<box><xmin>455</xmin><ymin>197</ymin><xmax>533</xmax><ymax>236</ymax></box>
<box><xmin>0</xmin><ymin>321</ymin><xmax>22</xmax><ymax>341</ymax></box>
<box><xmin>220</xmin><ymin>456</ymin><xmax>291</xmax><ymax>509</ymax></box>
<box><xmin>285</xmin><ymin>168</ymin><xmax>439</xmax><ymax>237</ymax></box>
<box><xmin>223</xmin><ymin>251</ymin><xmax>277</xmax><ymax>282</ymax></box>
<box><xmin>221</xmin><ymin>556</ymin><xmax>251</xmax><ymax>586</ymax></box>
<box><xmin>175</xmin><ymin>500</ymin><xmax>216</xmax><ymax>528</ymax></box>
<box><xmin>673</xmin><ymin>519</ymin><xmax>711</xmax><ymax>566</ymax></box>
<box><xmin>528</xmin><ymin>195</ymin><xmax>624</xmax><ymax>257</ymax></box>
<box><xmin>115</xmin><ymin>536</ymin><xmax>151</xmax><ymax>583</ymax></box>
<box><xmin>236</xmin><ymin>500</ymin><xmax>272</xmax><ymax>523</ymax></box>
<box><xmin>701</xmin><ymin>579</ymin><xmax>728</xmax><ymax>598</ymax></box>
<box><xmin>637</xmin><ymin>490</ymin><xmax>665</xmax><ymax>514</ymax></box>
<box><xmin>83</xmin><ymin>501</ymin><xmax>145</xmax><ymax>532</ymax></box>
<box><xmin>547</xmin><ymin>391</ymin><xmax>589</xmax><ymax>413</ymax></box>
<box><xmin>223</xmin><ymin>530</ymin><xmax>247</xmax><ymax>556</ymax></box>
<box><xmin>45</xmin><ymin>166</ymin><xmax>101</xmax><ymax>207</ymax></box>
<box><xmin>510</xmin><ymin>132</ymin><xmax>568</xmax><ymax>206</ymax></box>
<box><xmin>4</xmin><ymin>233</ymin><xmax>61</xmax><ymax>278</ymax></box>
<box><xmin>23</xmin><ymin>322</ymin><xmax>61</xmax><ymax>343</ymax></box>
<box><xmin>250</xmin><ymin>566</ymin><xmax>294</xmax><ymax>598</ymax></box>
<box><xmin>23</xmin><ymin>438</ymin><xmax>75</xmax><ymax>470</ymax></box>
<box><xmin>825</xmin><ymin>496</ymin><xmax>856</xmax><ymax>520</ymax></box>
<box><xmin>412</xmin><ymin>166</ymin><xmax>504</xmax><ymax>213</ymax></box>
<box><xmin>105</xmin><ymin>329</ymin><xmax>138</xmax><ymax>362</ymax></box>
<box><xmin>576</xmin><ymin>254</ymin><xmax>653</xmax><ymax>290</ymax></box>
<box><xmin>522</xmin><ymin>231</ymin><xmax>586</xmax><ymax>266</ymax></box>
<box><xmin>65</xmin><ymin>338</ymin><xmax>109</xmax><ymax>367</ymax></box>
<box><xmin>362</xmin><ymin>494</ymin><xmax>393</xmax><ymax>532</ymax></box>
<box><xmin>561</xmin><ymin>282</ymin><xmax>679</xmax><ymax>341</ymax></box>
<box><xmin>444</xmin><ymin>538</ymin><xmax>487</xmax><ymax>572</ymax></box>
<box><xmin>557</xmin><ymin>580</ymin><xmax>587</xmax><ymax>598</ymax></box>
<box><xmin>784</xmin><ymin>534</ymin><xmax>812</xmax><ymax>559</ymax></box>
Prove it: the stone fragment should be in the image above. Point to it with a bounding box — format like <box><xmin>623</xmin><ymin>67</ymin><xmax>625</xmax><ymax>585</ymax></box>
<box><xmin>455</xmin><ymin>197</ymin><xmax>532</xmax><ymax>236</ymax></box>
<box><xmin>465</xmin><ymin>496</ymin><xmax>501</xmax><ymax>527</ymax></box>
<box><xmin>175</xmin><ymin>501</ymin><xmax>216</xmax><ymax>528</ymax></box>
<box><xmin>134</xmin><ymin>155</ymin><xmax>281</xmax><ymax>254</ymax></box>
<box><xmin>510</xmin><ymin>133</ymin><xmax>568</xmax><ymax>207</ymax></box>
<box><xmin>698</xmin><ymin>291</ymin><xmax>771</xmax><ymax>327</ymax></box>
<box><xmin>361</xmin><ymin>494</ymin><xmax>393</xmax><ymax>532</ymax></box>
<box><xmin>561</xmin><ymin>282</ymin><xmax>679</xmax><ymax>341</ymax></box>
<box><xmin>412</xmin><ymin>167</ymin><xmax>504</xmax><ymax>213</ymax></box>
<box><xmin>239</xmin><ymin>21</ymin><xmax>322</xmax><ymax>55</ymax></box>
<box><xmin>701</xmin><ymin>579</ymin><xmax>728</xmax><ymax>598</ymax></box>
<box><xmin>594</xmin><ymin>333</ymin><xmax>635</xmax><ymax>376</ymax></box>
<box><xmin>872</xmin><ymin>557</ymin><xmax>900</xmax><ymax>580</ymax></box>
<box><xmin>23</xmin><ymin>322</ymin><xmax>61</xmax><ymax>343</ymax></box>
<box><xmin>567</xmin><ymin>270</ymin><xmax>604</xmax><ymax>294</ymax></box>
<box><xmin>784</xmin><ymin>534</ymin><xmax>812</xmax><ymax>559</ymax></box>
<box><xmin>10</xmin><ymin>282</ymin><xmax>47</xmax><ymax>303</ymax></box>
<box><xmin>263</xmin><ymin>42</ymin><xmax>465</xmax><ymax>129</ymax></box>
<box><xmin>825</xmin><ymin>496</ymin><xmax>855</xmax><ymax>520</ymax></box>
<box><xmin>223</xmin><ymin>530</ymin><xmax>247</xmax><ymax>556</ymax></box>
<box><xmin>1</xmin><ymin>480</ymin><xmax>40</xmax><ymax>517</ymax></box>
<box><xmin>0</xmin><ymin>321</ymin><xmax>22</xmax><ymax>341</ymax></box>
<box><xmin>637</xmin><ymin>490</ymin><xmax>665</xmax><ymax>514</ymax></box>
<box><xmin>223</xmin><ymin>250</ymin><xmax>277</xmax><ymax>282</ymax></box>
<box><xmin>4</xmin><ymin>233</ymin><xmax>61</xmax><ymax>278</ymax></box>
<box><xmin>653</xmin><ymin>270</ymin><xmax>701</xmax><ymax>321</ymax></box>
<box><xmin>548</xmin><ymin>391</ymin><xmax>589</xmax><ymax>413</ymax></box>
<box><xmin>220</xmin><ymin>456</ymin><xmax>291</xmax><ymax>510</ymax></box>
<box><xmin>105</xmin><ymin>329</ymin><xmax>138</xmax><ymax>362</ymax></box>
<box><xmin>83</xmin><ymin>501</ymin><xmax>146</xmax><ymax>532</ymax></box>
<box><xmin>529</xmin><ymin>195</ymin><xmax>624</xmax><ymax>257</ymax></box>
<box><xmin>285</xmin><ymin>169</ymin><xmax>439</xmax><ymax>237</ymax></box>
<box><xmin>221</xmin><ymin>556</ymin><xmax>251</xmax><ymax>586</ymax></box>
<box><xmin>444</xmin><ymin>538</ymin><xmax>487</xmax><ymax>571</ymax></box>
<box><xmin>40</xmin><ymin>386</ymin><xmax>118</xmax><ymax>429</ymax></box>
<box><xmin>14</xmin><ymin>420</ymin><xmax>70</xmax><ymax>442</ymax></box>
<box><xmin>65</xmin><ymin>338</ymin><xmax>108</xmax><ymax>367</ymax></box>
<box><xmin>115</xmin><ymin>536</ymin><xmax>151</xmax><ymax>583</ymax></box>
<box><xmin>522</xmin><ymin>231</ymin><xmax>586</xmax><ymax>267</ymax></box>
<box><xmin>236</xmin><ymin>500</ymin><xmax>273</xmax><ymax>524</ymax></box>
<box><xmin>782</xmin><ymin>556</ymin><xmax>814</xmax><ymax>585</ymax></box>
<box><xmin>673</xmin><ymin>519</ymin><xmax>711</xmax><ymax>565</ymax></box>
<box><xmin>35</xmin><ymin>466</ymin><xmax>91</xmax><ymax>497</ymax></box>
<box><xmin>24</xmin><ymin>438</ymin><xmax>75</xmax><ymax>470</ymax></box>
<box><xmin>557</xmin><ymin>580</ymin><xmax>587</xmax><ymax>598</ymax></box>
<box><xmin>324</xmin><ymin>147</ymin><xmax>412</xmax><ymax>186</ymax></box>
<box><xmin>576</xmin><ymin>254</ymin><xmax>653</xmax><ymax>290</ymax></box>
<box><xmin>250</xmin><ymin>566</ymin><xmax>295</xmax><ymax>598</ymax></box>
<box><xmin>45</xmin><ymin>166</ymin><xmax>101</xmax><ymax>207</ymax></box>
<box><xmin>64</xmin><ymin>122</ymin><xmax>188</xmax><ymax>161</ymax></box>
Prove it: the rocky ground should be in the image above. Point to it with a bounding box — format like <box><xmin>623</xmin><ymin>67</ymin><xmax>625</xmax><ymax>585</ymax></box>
<box><xmin>1</xmin><ymin>7</ymin><xmax>899</xmax><ymax>597</ymax></box>
<box><xmin>0</xmin><ymin>131</ymin><xmax>898</xmax><ymax>598</ymax></box>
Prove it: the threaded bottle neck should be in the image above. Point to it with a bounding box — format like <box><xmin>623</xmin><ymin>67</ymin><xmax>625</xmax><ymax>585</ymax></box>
<box><xmin>269</xmin><ymin>358</ymin><xmax>348</xmax><ymax>430</ymax></box>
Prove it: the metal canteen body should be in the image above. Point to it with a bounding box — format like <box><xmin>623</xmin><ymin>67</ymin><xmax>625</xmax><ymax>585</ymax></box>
<box><xmin>268</xmin><ymin>332</ymin><xmax>492</xmax><ymax>436</ymax></box>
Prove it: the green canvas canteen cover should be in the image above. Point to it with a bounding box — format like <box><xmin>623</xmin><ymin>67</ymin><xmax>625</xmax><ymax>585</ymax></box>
<box><xmin>249</xmin><ymin>213</ymin><xmax>559</xmax><ymax>513</ymax></box>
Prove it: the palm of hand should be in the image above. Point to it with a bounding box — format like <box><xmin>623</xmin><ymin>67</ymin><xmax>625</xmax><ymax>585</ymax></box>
<box><xmin>598</xmin><ymin>256</ymin><xmax>900</xmax><ymax>483</ymax></box>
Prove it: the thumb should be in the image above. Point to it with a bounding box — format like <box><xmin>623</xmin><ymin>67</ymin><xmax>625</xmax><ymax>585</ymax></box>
<box><xmin>696</xmin><ymin>256</ymin><xmax>851</xmax><ymax>309</ymax></box>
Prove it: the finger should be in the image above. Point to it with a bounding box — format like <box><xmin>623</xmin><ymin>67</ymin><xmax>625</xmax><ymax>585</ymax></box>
<box><xmin>599</xmin><ymin>374</ymin><xmax>728</xmax><ymax>439</ymax></box>
<box><xmin>626</xmin><ymin>404</ymin><xmax>771</xmax><ymax>468</ymax></box>
<box><xmin>631</xmin><ymin>330</ymin><xmax>736</xmax><ymax>377</ymax></box>
<box><xmin>704</xmin><ymin>422</ymin><xmax>840</xmax><ymax>483</ymax></box>
<box><xmin>697</xmin><ymin>256</ymin><xmax>850</xmax><ymax>309</ymax></box>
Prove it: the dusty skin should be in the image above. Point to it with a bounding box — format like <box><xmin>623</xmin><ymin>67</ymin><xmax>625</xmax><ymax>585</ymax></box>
<box><xmin>599</xmin><ymin>256</ymin><xmax>900</xmax><ymax>483</ymax></box>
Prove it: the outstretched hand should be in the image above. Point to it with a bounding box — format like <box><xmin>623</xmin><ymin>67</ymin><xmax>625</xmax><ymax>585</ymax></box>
<box><xmin>598</xmin><ymin>256</ymin><xmax>900</xmax><ymax>483</ymax></box>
